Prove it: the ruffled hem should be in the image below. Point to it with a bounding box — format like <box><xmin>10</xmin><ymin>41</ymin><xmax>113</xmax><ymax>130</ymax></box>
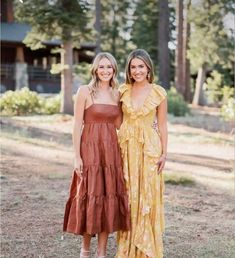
<box><xmin>119</xmin><ymin>83</ymin><xmax>167</xmax><ymax>119</ymax></box>
<box><xmin>63</xmin><ymin>171</ymin><xmax>130</xmax><ymax>235</ymax></box>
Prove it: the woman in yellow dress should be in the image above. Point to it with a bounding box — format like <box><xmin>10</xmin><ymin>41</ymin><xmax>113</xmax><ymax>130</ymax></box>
<box><xmin>116</xmin><ymin>49</ymin><xmax>168</xmax><ymax>258</ymax></box>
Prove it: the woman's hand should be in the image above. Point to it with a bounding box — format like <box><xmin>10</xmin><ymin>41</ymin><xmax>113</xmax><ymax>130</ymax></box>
<box><xmin>156</xmin><ymin>155</ymin><xmax>167</xmax><ymax>174</ymax></box>
<box><xmin>74</xmin><ymin>157</ymin><xmax>83</xmax><ymax>177</ymax></box>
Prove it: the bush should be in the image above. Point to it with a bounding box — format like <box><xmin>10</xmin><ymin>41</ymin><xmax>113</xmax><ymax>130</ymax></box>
<box><xmin>167</xmin><ymin>87</ymin><xmax>189</xmax><ymax>116</ymax></box>
<box><xmin>204</xmin><ymin>70</ymin><xmax>223</xmax><ymax>105</ymax></box>
<box><xmin>0</xmin><ymin>87</ymin><xmax>42</xmax><ymax>115</ymax></box>
<box><xmin>204</xmin><ymin>70</ymin><xmax>234</xmax><ymax>106</ymax></box>
<box><xmin>164</xmin><ymin>173</ymin><xmax>195</xmax><ymax>186</ymax></box>
<box><xmin>0</xmin><ymin>88</ymin><xmax>61</xmax><ymax>115</ymax></box>
<box><xmin>221</xmin><ymin>86</ymin><xmax>235</xmax><ymax>104</ymax></box>
<box><xmin>220</xmin><ymin>98</ymin><xmax>235</xmax><ymax>121</ymax></box>
<box><xmin>73</xmin><ymin>62</ymin><xmax>91</xmax><ymax>84</ymax></box>
<box><xmin>40</xmin><ymin>94</ymin><xmax>61</xmax><ymax>114</ymax></box>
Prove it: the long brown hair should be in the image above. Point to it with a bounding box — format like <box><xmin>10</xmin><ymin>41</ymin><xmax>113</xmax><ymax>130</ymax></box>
<box><xmin>125</xmin><ymin>49</ymin><xmax>154</xmax><ymax>84</ymax></box>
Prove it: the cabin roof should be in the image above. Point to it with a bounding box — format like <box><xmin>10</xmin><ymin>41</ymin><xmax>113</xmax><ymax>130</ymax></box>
<box><xmin>1</xmin><ymin>22</ymin><xmax>96</xmax><ymax>50</ymax></box>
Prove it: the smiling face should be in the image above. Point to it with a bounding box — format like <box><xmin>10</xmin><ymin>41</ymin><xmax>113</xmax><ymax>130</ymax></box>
<box><xmin>129</xmin><ymin>58</ymin><xmax>149</xmax><ymax>83</ymax></box>
<box><xmin>96</xmin><ymin>57</ymin><xmax>114</xmax><ymax>83</ymax></box>
<box><xmin>125</xmin><ymin>49</ymin><xmax>154</xmax><ymax>84</ymax></box>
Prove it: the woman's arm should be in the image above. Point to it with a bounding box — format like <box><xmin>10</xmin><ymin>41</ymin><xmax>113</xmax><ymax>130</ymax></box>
<box><xmin>156</xmin><ymin>98</ymin><xmax>168</xmax><ymax>173</ymax></box>
<box><xmin>73</xmin><ymin>86</ymin><xmax>87</xmax><ymax>173</ymax></box>
<box><xmin>114</xmin><ymin>91</ymin><xmax>123</xmax><ymax>129</ymax></box>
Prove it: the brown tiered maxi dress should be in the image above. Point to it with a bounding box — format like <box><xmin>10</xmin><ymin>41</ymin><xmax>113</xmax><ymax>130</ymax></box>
<box><xmin>63</xmin><ymin>104</ymin><xmax>130</xmax><ymax>235</ymax></box>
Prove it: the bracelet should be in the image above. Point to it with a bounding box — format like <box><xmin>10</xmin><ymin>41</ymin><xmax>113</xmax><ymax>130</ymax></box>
<box><xmin>161</xmin><ymin>154</ymin><xmax>167</xmax><ymax>159</ymax></box>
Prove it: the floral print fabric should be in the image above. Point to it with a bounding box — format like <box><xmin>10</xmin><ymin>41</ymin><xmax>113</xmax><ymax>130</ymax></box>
<box><xmin>116</xmin><ymin>84</ymin><xmax>167</xmax><ymax>258</ymax></box>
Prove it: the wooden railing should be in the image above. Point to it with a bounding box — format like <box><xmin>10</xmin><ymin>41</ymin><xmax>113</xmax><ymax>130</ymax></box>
<box><xmin>1</xmin><ymin>64</ymin><xmax>60</xmax><ymax>81</ymax></box>
<box><xmin>28</xmin><ymin>65</ymin><xmax>60</xmax><ymax>81</ymax></box>
<box><xmin>1</xmin><ymin>64</ymin><xmax>14</xmax><ymax>78</ymax></box>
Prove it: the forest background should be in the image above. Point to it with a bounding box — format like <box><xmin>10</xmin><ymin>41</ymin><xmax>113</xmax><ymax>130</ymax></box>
<box><xmin>1</xmin><ymin>1</ymin><xmax>235</xmax><ymax>257</ymax></box>
<box><xmin>1</xmin><ymin>0</ymin><xmax>234</xmax><ymax>119</ymax></box>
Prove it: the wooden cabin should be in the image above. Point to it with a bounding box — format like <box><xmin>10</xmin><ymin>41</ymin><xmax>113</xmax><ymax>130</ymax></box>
<box><xmin>1</xmin><ymin>0</ymin><xmax>96</xmax><ymax>93</ymax></box>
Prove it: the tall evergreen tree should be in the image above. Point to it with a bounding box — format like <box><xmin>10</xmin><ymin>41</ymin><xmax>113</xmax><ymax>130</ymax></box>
<box><xmin>95</xmin><ymin>0</ymin><xmax>101</xmax><ymax>54</ymax></box>
<box><xmin>183</xmin><ymin>0</ymin><xmax>191</xmax><ymax>101</ymax></box>
<box><xmin>188</xmin><ymin>0</ymin><xmax>234</xmax><ymax>105</ymax></box>
<box><xmin>132</xmin><ymin>0</ymin><xmax>159</xmax><ymax>67</ymax></box>
<box><xmin>158</xmin><ymin>0</ymin><xmax>170</xmax><ymax>89</ymax></box>
<box><xmin>131</xmin><ymin>0</ymin><xmax>175</xmax><ymax>85</ymax></box>
<box><xmin>175</xmin><ymin>0</ymin><xmax>191</xmax><ymax>100</ymax></box>
<box><xmin>175</xmin><ymin>0</ymin><xmax>184</xmax><ymax>94</ymax></box>
<box><xmin>15</xmin><ymin>0</ymin><xmax>92</xmax><ymax>114</ymax></box>
<box><xmin>99</xmin><ymin>1</ymin><xmax>132</xmax><ymax>71</ymax></box>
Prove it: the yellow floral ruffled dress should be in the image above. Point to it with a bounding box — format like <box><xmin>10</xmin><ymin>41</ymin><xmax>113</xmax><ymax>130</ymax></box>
<box><xmin>116</xmin><ymin>83</ymin><xmax>167</xmax><ymax>258</ymax></box>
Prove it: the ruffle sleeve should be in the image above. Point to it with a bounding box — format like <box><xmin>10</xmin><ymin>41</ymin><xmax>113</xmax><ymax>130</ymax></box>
<box><xmin>118</xmin><ymin>83</ymin><xmax>130</xmax><ymax>97</ymax></box>
<box><xmin>120</xmin><ymin>84</ymin><xmax>167</xmax><ymax>120</ymax></box>
<box><xmin>153</xmin><ymin>84</ymin><xmax>167</xmax><ymax>105</ymax></box>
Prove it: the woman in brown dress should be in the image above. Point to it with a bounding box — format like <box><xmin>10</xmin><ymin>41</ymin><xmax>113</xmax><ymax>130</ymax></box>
<box><xmin>63</xmin><ymin>52</ymin><xmax>130</xmax><ymax>258</ymax></box>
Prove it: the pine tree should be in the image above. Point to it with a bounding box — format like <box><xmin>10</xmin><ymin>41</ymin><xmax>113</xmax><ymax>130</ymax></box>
<box><xmin>14</xmin><ymin>0</ymin><xmax>92</xmax><ymax>114</ymax></box>
<box><xmin>99</xmin><ymin>0</ymin><xmax>132</xmax><ymax>71</ymax></box>
<box><xmin>175</xmin><ymin>0</ymin><xmax>191</xmax><ymax>100</ymax></box>
<box><xmin>132</xmin><ymin>0</ymin><xmax>159</xmax><ymax>66</ymax></box>
<box><xmin>158</xmin><ymin>0</ymin><xmax>170</xmax><ymax>89</ymax></box>
<box><xmin>188</xmin><ymin>0</ymin><xmax>234</xmax><ymax>105</ymax></box>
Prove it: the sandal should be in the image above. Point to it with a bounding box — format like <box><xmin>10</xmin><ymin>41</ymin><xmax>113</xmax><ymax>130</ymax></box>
<box><xmin>80</xmin><ymin>248</ymin><xmax>90</xmax><ymax>258</ymax></box>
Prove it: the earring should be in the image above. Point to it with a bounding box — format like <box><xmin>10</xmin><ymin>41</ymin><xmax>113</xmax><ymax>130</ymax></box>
<box><xmin>147</xmin><ymin>73</ymin><xmax>150</xmax><ymax>81</ymax></box>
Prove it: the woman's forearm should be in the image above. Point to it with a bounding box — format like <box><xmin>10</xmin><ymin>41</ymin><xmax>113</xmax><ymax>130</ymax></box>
<box><xmin>72</xmin><ymin>121</ymin><xmax>83</xmax><ymax>160</ymax></box>
<box><xmin>159</xmin><ymin>123</ymin><xmax>168</xmax><ymax>156</ymax></box>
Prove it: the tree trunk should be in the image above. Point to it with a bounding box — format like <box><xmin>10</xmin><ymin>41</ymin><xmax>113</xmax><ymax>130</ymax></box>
<box><xmin>183</xmin><ymin>0</ymin><xmax>191</xmax><ymax>101</ymax></box>
<box><xmin>61</xmin><ymin>40</ymin><xmax>73</xmax><ymax>114</ymax></box>
<box><xmin>175</xmin><ymin>0</ymin><xmax>184</xmax><ymax>94</ymax></box>
<box><xmin>158</xmin><ymin>0</ymin><xmax>170</xmax><ymax>89</ymax></box>
<box><xmin>95</xmin><ymin>0</ymin><xmax>101</xmax><ymax>54</ymax></box>
<box><xmin>192</xmin><ymin>64</ymin><xmax>207</xmax><ymax>106</ymax></box>
<box><xmin>111</xmin><ymin>3</ymin><xmax>117</xmax><ymax>57</ymax></box>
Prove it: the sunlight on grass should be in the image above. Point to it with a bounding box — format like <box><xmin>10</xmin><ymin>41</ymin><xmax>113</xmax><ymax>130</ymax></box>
<box><xmin>8</xmin><ymin>114</ymin><xmax>73</xmax><ymax>123</ymax></box>
<box><xmin>1</xmin><ymin>131</ymin><xmax>63</xmax><ymax>149</ymax></box>
<box><xmin>169</xmin><ymin>132</ymin><xmax>233</xmax><ymax>146</ymax></box>
<box><xmin>164</xmin><ymin>173</ymin><xmax>196</xmax><ymax>186</ymax></box>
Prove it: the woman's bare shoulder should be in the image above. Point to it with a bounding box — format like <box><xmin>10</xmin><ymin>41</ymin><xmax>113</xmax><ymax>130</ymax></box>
<box><xmin>113</xmin><ymin>88</ymin><xmax>121</xmax><ymax>102</ymax></box>
<box><xmin>76</xmin><ymin>85</ymin><xmax>90</xmax><ymax>96</ymax></box>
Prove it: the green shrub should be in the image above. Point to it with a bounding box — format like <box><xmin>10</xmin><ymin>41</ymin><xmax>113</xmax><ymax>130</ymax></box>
<box><xmin>204</xmin><ymin>70</ymin><xmax>223</xmax><ymax>105</ymax></box>
<box><xmin>220</xmin><ymin>98</ymin><xmax>235</xmax><ymax>121</ymax></box>
<box><xmin>164</xmin><ymin>173</ymin><xmax>195</xmax><ymax>186</ymax></box>
<box><xmin>221</xmin><ymin>86</ymin><xmax>235</xmax><ymax>104</ymax></box>
<box><xmin>0</xmin><ymin>88</ymin><xmax>61</xmax><ymax>115</ymax></box>
<box><xmin>167</xmin><ymin>87</ymin><xmax>189</xmax><ymax>116</ymax></box>
<box><xmin>204</xmin><ymin>70</ymin><xmax>234</xmax><ymax>106</ymax></box>
<box><xmin>40</xmin><ymin>94</ymin><xmax>61</xmax><ymax>114</ymax></box>
<box><xmin>0</xmin><ymin>87</ymin><xmax>42</xmax><ymax>115</ymax></box>
<box><xmin>73</xmin><ymin>62</ymin><xmax>91</xmax><ymax>84</ymax></box>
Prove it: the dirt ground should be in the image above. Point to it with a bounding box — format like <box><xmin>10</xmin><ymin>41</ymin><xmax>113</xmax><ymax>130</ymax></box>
<box><xmin>1</xmin><ymin>112</ymin><xmax>235</xmax><ymax>258</ymax></box>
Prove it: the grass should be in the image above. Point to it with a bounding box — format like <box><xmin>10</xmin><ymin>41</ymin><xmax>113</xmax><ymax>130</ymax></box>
<box><xmin>164</xmin><ymin>173</ymin><xmax>196</xmax><ymax>186</ymax></box>
<box><xmin>169</xmin><ymin>131</ymin><xmax>234</xmax><ymax>146</ymax></box>
<box><xmin>9</xmin><ymin>114</ymin><xmax>73</xmax><ymax>122</ymax></box>
<box><xmin>0</xmin><ymin>131</ymin><xmax>69</xmax><ymax>149</ymax></box>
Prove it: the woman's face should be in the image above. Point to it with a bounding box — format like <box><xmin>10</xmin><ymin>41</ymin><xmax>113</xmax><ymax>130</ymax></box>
<box><xmin>96</xmin><ymin>58</ymin><xmax>114</xmax><ymax>82</ymax></box>
<box><xmin>130</xmin><ymin>58</ymin><xmax>148</xmax><ymax>83</ymax></box>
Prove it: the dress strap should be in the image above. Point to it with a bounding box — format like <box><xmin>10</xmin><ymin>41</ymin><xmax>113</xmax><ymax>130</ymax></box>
<box><xmin>90</xmin><ymin>93</ymin><xmax>94</xmax><ymax>104</ymax></box>
<box><xmin>88</xmin><ymin>86</ymin><xmax>95</xmax><ymax>104</ymax></box>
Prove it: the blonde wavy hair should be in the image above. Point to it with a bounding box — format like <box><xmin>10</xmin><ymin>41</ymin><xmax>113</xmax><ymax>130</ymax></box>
<box><xmin>125</xmin><ymin>49</ymin><xmax>155</xmax><ymax>84</ymax></box>
<box><xmin>88</xmin><ymin>52</ymin><xmax>118</xmax><ymax>97</ymax></box>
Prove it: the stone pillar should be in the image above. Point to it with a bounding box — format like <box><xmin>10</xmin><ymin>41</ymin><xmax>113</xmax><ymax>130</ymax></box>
<box><xmin>15</xmin><ymin>63</ymin><xmax>29</xmax><ymax>90</ymax></box>
<box><xmin>15</xmin><ymin>46</ymin><xmax>29</xmax><ymax>90</ymax></box>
